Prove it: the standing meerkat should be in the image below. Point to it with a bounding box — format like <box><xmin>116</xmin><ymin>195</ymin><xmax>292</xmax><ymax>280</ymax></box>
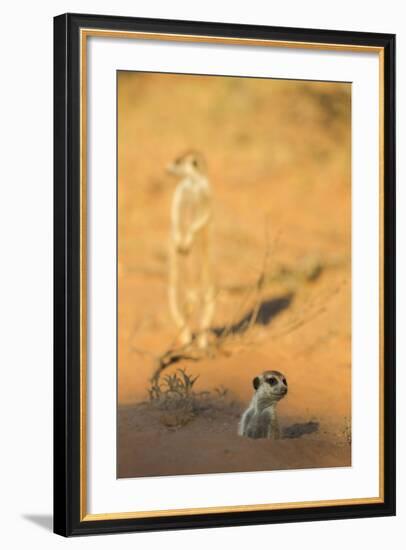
<box><xmin>238</xmin><ymin>370</ymin><xmax>288</xmax><ymax>439</ymax></box>
<box><xmin>167</xmin><ymin>151</ymin><xmax>215</xmax><ymax>349</ymax></box>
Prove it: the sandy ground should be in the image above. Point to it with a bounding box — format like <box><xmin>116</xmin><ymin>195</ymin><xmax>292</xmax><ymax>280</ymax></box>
<box><xmin>118</xmin><ymin>399</ymin><xmax>350</xmax><ymax>478</ymax></box>
<box><xmin>117</xmin><ymin>72</ymin><xmax>351</xmax><ymax>478</ymax></box>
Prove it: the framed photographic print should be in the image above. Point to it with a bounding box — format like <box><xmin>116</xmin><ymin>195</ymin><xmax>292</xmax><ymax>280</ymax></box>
<box><xmin>53</xmin><ymin>13</ymin><xmax>396</xmax><ymax>536</ymax></box>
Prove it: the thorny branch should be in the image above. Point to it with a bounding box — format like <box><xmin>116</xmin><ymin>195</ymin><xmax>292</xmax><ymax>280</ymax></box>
<box><xmin>130</xmin><ymin>222</ymin><xmax>344</xmax><ymax>383</ymax></box>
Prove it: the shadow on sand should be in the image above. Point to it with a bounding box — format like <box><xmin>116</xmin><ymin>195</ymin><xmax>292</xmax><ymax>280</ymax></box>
<box><xmin>212</xmin><ymin>293</ymin><xmax>294</xmax><ymax>337</ymax></box>
<box><xmin>283</xmin><ymin>421</ymin><xmax>320</xmax><ymax>439</ymax></box>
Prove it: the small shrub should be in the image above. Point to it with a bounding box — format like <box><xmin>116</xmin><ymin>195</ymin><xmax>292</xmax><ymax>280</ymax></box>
<box><xmin>148</xmin><ymin>368</ymin><xmax>199</xmax><ymax>406</ymax></box>
<box><xmin>146</xmin><ymin>369</ymin><xmax>230</xmax><ymax>429</ymax></box>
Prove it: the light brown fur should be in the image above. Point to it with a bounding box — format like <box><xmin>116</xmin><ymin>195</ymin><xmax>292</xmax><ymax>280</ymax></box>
<box><xmin>238</xmin><ymin>370</ymin><xmax>288</xmax><ymax>439</ymax></box>
<box><xmin>167</xmin><ymin>151</ymin><xmax>215</xmax><ymax>348</ymax></box>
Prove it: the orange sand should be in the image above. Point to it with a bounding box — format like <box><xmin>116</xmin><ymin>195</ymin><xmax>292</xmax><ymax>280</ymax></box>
<box><xmin>117</xmin><ymin>72</ymin><xmax>351</xmax><ymax>477</ymax></box>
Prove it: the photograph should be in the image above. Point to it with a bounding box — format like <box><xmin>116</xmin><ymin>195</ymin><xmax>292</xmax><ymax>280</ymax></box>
<box><xmin>116</xmin><ymin>71</ymin><xmax>352</xmax><ymax>478</ymax></box>
<box><xmin>0</xmin><ymin>0</ymin><xmax>399</xmax><ymax>543</ymax></box>
<box><xmin>52</xmin><ymin>11</ymin><xmax>395</xmax><ymax>537</ymax></box>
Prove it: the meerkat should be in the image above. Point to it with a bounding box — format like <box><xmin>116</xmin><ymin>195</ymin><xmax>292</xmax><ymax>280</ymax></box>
<box><xmin>238</xmin><ymin>370</ymin><xmax>288</xmax><ymax>439</ymax></box>
<box><xmin>167</xmin><ymin>151</ymin><xmax>215</xmax><ymax>349</ymax></box>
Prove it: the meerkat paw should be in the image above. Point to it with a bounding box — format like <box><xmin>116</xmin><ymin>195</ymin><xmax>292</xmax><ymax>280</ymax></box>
<box><xmin>175</xmin><ymin>234</ymin><xmax>193</xmax><ymax>255</ymax></box>
<box><xmin>197</xmin><ymin>331</ymin><xmax>208</xmax><ymax>349</ymax></box>
<box><xmin>176</xmin><ymin>243</ymin><xmax>191</xmax><ymax>255</ymax></box>
<box><xmin>179</xmin><ymin>328</ymin><xmax>192</xmax><ymax>346</ymax></box>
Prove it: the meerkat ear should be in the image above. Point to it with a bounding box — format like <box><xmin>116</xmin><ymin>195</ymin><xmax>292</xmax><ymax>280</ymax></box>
<box><xmin>253</xmin><ymin>376</ymin><xmax>261</xmax><ymax>390</ymax></box>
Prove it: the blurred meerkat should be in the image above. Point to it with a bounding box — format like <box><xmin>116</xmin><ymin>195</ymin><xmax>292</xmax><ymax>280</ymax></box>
<box><xmin>238</xmin><ymin>371</ymin><xmax>288</xmax><ymax>439</ymax></box>
<box><xmin>167</xmin><ymin>151</ymin><xmax>215</xmax><ymax>348</ymax></box>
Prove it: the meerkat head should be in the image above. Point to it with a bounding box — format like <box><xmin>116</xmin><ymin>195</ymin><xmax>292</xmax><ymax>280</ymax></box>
<box><xmin>253</xmin><ymin>370</ymin><xmax>288</xmax><ymax>403</ymax></box>
<box><xmin>167</xmin><ymin>150</ymin><xmax>207</xmax><ymax>178</ymax></box>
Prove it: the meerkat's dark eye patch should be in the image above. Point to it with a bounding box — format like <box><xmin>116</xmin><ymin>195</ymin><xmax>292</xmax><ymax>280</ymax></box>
<box><xmin>192</xmin><ymin>158</ymin><xmax>198</xmax><ymax>167</ymax></box>
<box><xmin>253</xmin><ymin>376</ymin><xmax>261</xmax><ymax>390</ymax></box>
<box><xmin>282</xmin><ymin>378</ymin><xmax>287</xmax><ymax>386</ymax></box>
<box><xmin>267</xmin><ymin>377</ymin><xmax>278</xmax><ymax>386</ymax></box>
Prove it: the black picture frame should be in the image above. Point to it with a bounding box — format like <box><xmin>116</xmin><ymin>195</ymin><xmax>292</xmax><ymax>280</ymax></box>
<box><xmin>54</xmin><ymin>12</ymin><xmax>396</xmax><ymax>537</ymax></box>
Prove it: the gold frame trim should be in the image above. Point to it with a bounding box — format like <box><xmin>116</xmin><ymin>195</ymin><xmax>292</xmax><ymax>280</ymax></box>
<box><xmin>79</xmin><ymin>28</ymin><xmax>385</xmax><ymax>522</ymax></box>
